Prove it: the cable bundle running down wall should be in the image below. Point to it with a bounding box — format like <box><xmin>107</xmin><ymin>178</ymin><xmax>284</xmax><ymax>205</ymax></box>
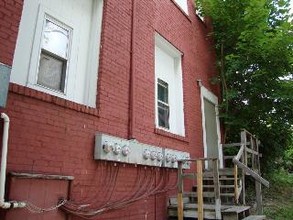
<box><xmin>62</xmin><ymin>162</ymin><xmax>177</xmax><ymax>219</ymax></box>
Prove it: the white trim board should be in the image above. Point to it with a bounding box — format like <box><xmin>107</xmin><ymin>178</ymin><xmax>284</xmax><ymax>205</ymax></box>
<box><xmin>200</xmin><ymin>85</ymin><xmax>223</xmax><ymax>168</ymax></box>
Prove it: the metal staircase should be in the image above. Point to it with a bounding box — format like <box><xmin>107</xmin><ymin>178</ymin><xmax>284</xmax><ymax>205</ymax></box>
<box><xmin>167</xmin><ymin>130</ymin><xmax>269</xmax><ymax>220</ymax></box>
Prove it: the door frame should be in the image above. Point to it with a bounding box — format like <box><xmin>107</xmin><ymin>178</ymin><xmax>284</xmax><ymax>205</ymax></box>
<box><xmin>200</xmin><ymin>84</ymin><xmax>223</xmax><ymax>168</ymax></box>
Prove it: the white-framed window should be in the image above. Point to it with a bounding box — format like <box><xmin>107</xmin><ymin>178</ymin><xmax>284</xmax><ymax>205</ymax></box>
<box><xmin>11</xmin><ymin>0</ymin><xmax>104</xmax><ymax>107</ymax></box>
<box><xmin>37</xmin><ymin>16</ymin><xmax>72</xmax><ymax>92</ymax></box>
<box><xmin>155</xmin><ymin>33</ymin><xmax>185</xmax><ymax>136</ymax></box>
<box><xmin>157</xmin><ymin>79</ymin><xmax>170</xmax><ymax>129</ymax></box>
<box><xmin>174</xmin><ymin>0</ymin><xmax>189</xmax><ymax>14</ymax></box>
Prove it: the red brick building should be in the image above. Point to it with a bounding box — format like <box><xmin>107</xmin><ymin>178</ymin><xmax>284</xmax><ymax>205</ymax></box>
<box><xmin>0</xmin><ymin>0</ymin><xmax>221</xmax><ymax>219</ymax></box>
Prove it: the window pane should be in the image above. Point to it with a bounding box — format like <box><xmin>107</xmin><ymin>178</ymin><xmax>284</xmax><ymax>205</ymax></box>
<box><xmin>158</xmin><ymin>102</ymin><xmax>169</xmax><ymax>129</ymax></box>
<box><xmin>37</xmin><ymin>52</ymin><xmax>66</xmax><ymax>91</ymax></box>
<box><xmin>158</xmin><ymin>79</ymin><xmax>168</xmax><ymax>103</ymax></box>
<box><xmin>42</xmin><ymin>19</ymin><xmax>70</xmax><ymax>58</ymax></box>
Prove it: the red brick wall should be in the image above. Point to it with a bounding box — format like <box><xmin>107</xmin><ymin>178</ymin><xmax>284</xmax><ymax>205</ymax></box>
<box><xmin>5</xmin><ymin>176</ymin><xmax>69</xmax><ymax>220</ymax></box>
<box><xmin>0</xmin><ymin>0</ymin><xmax>22</xmax><ymax>66</ymax></box>
<box><xmin>0</xmin><ymin>0</ymin><xmax>220</xmax><ymax>219</ymax></box>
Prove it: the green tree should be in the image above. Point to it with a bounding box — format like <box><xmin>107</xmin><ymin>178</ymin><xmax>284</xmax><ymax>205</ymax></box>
<box><xmin>196</xmin><ymin>0</ymin><xmax>293</xmax><ymax>170</ymax></box>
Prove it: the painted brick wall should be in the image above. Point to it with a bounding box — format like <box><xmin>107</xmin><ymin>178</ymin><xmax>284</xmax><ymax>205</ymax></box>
<box><xmin>0</xmin><ymin>0</ymin><xmax>220</xmax><ymax>219</ymax></box>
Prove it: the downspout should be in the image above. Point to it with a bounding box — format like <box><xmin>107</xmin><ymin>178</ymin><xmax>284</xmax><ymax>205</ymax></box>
<box><xmin>0</xmin><ymin>113</ymin><xmax>26</xmax><ymax>209</ymax></box>
<box><xmin>128</xmin><ymin>0</ymin><xmax>137</xmax><ymax>140</ymax></box>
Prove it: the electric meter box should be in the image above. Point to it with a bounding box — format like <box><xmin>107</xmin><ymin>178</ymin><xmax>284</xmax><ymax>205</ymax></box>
<box><xmin>94</xmin><ymin>133</ymin><xmax>190</xmax><ymax>169</ymax></box>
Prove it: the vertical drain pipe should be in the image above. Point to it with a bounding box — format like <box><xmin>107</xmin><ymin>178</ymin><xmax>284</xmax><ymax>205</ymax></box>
<box><xmin>0</xmin><ymin>113</ymin><xmax>26</xmax><ymax>209</ymax></box>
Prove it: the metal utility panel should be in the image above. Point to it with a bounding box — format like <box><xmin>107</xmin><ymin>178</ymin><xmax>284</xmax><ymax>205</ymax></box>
<box><xmin>94</xmin><ymin>133</ymin><xmax>190</xmax><ymax>169</ymax></box>
<box><xmin>94</xmin><ymin>133</ymin><xmax>163</xmax><ymax>167</ymax></box>
<box><xmin>164</xmin><ymin>148</ymin><xmax>190</xmax><ymax>169</ymax></box>
<box><xmin>129</xmin><ymin>140</ymin><xmax>164</xmax><ymax>167</ymax></box>
<box><xmin>0</xmin><ymin>64</ymin><xmax>11</xmax><ymax>108</ymax></box>
<box><xmin>95</xmin><ymin>133</ymin><xmax>130</xmax><ymax>163</ymax></box>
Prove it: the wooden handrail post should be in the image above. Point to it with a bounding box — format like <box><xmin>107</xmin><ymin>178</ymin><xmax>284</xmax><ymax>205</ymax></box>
<box><xmin>177</xmin><ymin>161</ymin><xmax>184</xmax><ymax>220</ymax></box>
<box><xmin>255</xmin><ymin>181</ymin><xmax>263</xmax><ymax>214</ymax></box>
<box><xmin>228</xmin><ymin>130</ymin><xmax>267</xmax><ymax>216</ymax></box>
<box><xmin>213</xmin><ymin>159</ymin><xmax>221</xmax><ymax>219</ymax></box>
<box><xmin>255</xmin><ymin>137</ymin><xmax>263</xmax><ymax>214</ymax></box>
<box><xmin>240</xmin><ymin>130</ymin><xmax>247</xmax><ymax>205</ymax></box>
<box><xmin>234</xmin><ymin>164</ymin><xmax>239</xmax><ymax>204</ymax></box>
<box><xmin>197</xmin><ymin>160</ymin><xmax>204</xmax><ymax>220</ymax></box>
<box><xmin>256</xmin><ymin>138</ymin><xmax>261</xmax><ymax>173</ymax></box>
<box><xmin>241</xmin><ymin>130</ymin><xmax>248</xmax><ymax>166</ymax></box>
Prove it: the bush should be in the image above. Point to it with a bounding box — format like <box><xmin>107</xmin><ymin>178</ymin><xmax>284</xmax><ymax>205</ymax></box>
<box><xmin>263</xmin><ymin>170</ymin><xmax>293</xmax><ymax>220</ymax></box>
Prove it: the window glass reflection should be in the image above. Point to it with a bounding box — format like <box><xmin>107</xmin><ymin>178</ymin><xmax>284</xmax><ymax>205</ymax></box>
<box><xmin>42</xmin><ymin>19</ymin><xmax>70</xmax><ymax>58</ymax></box>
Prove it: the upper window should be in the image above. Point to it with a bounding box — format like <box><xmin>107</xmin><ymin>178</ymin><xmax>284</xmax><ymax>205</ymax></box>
<box><xmin>174</xmin><ymin>0</ymin><xmax>189</xmax><ymax>14</ymax></box>
<box><xmin>38</xmin><ymin>17</ymin><xmax>71</xmax><ymax>92</ymax></box>
<box><xmin>11</xmin><ymin>0</ymin><xmax>104</xmax><ymax>107</ymax></box>
<box><xmin>155</xmin><ymin>33</ymin><xmax>185</xmax><ymax>136</ymax></box>
<box><xmin>157</xmin><ymin>79</ymin><xmax>170</xmax><ymax>129</ymax></box>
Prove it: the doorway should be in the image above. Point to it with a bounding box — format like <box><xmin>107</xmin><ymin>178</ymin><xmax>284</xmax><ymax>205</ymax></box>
<box><xmin>200</xmin><ymin>86</ymin><xmax>223</xmax><ymax>168</ymax></box>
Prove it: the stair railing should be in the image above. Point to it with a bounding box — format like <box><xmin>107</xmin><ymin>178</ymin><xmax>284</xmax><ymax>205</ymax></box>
<box><xmin>223</xmin><ymin>129</ymin><xmax>270</xmax><ymax>215</ymax></box>
<box><xmin>177</xmin><ymin>158</ymin><xmax>221</xmax><ymax>220</ymax></box>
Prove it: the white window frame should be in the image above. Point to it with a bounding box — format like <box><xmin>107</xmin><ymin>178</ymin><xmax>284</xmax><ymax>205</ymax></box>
<box><xmin>155</xmin><ymin>33</ymin><xmax>185</xmax><ymax>136</ymax></box>
<box><xmin>27</xmin><ymin>5</ymin><xmax>77</xmax><ymax>100</ymax></box>
<box><xmin>174</xmin><ymin>0</ymin><xmax>189</xmax><ymax>15</ymax></box>
<box><xmin>11</xmin><ymin>0</ymin><xmax>103</xmax><ymax>107</ymax></box>
<box><xmin>200</xmin><ymin>85</ymin><xmax>223</xmax><ymax>168</ymax></box>
<box><xmin>29</xmin><ymin>11</ymin><xmax>73</xmax><ymax>95</ymax></box>
<box><xmin>157</xmin><ymin>78</ymin><xmax>170</xmax><ymax>129</ymax></box>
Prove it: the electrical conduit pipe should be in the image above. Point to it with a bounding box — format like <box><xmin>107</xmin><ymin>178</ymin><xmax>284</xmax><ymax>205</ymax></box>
<box><xmin>128</xmin><ymin>0</ymin><xmax>137</xmax><ymax>140</ymax></box>
<box><xmin>0</xmin><ymin>113</ymin><xmax>26</xmax><ymax>209</ymax></box>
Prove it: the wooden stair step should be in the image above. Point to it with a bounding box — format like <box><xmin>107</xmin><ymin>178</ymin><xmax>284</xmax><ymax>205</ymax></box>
<box><xmin>193</xmin><ymin>184</ymin><xmax>235</xmax><ymax>188</ymax></box>
<box><xmin>242</xmin><ymin>215</ymin><xmax>266</xmax><ymax>220</ymax></box>
<box><xmin>168</xmin><ymin>204</ymin><xmax>252</xmax><ymax>219</ymax></box>
<box><xmin>168</xmin><ymin>208</ymin><xmax>217</xmax><ymax>219</ymax></box>
<box><xmin>185</xmin><ymin>191</ymin><xmax>235</xmax><ymax>198</ymax></box>
<box><xmin>169</xmin><ymin>196</ymin><xmax>190</xmax><ymax>205</ymax></box>
<box><xmin>219</xmin><ymin>177</ymin><xmax>235</xmax><ymax>181</ymax></box>
<box><xmin>192</xmin><ymin>184</ymin><xmax>235</xmax><ymax>192</ymax></box>
<box><xmin>183</xmin><ymin>210</ymin><xmax>216</xmax><ymax>219</ymax></box>
<box><xmin>203</xmin><ymin>177</ymin><xmax>236</xmax><ymax>181</ymax></box>
<box><xmin>184</xmin><ymin>191</ymin><xmax>211</xmax><ymax>197</ymax></box>
<box><xmin>168</xmin><ymin>203</ymin><xmax>232</xmax><ymax>210</ymax></box>
<box><xmin>222</xmin><ymin>205</ymin><xmax>251</xmax><ymax>214</ymax></box>
<box><xmin>203</xmin><ymin>168</ymin><xmax>235</xmax><ymax>176</ymax></box>
<box><xmin>222</xmin><ymin>206</ymin><xmax>251</xmax><ymax>220</ymax></box>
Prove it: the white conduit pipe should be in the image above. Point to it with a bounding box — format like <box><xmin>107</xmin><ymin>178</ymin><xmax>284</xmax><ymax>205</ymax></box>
<box><xmin>0</xmin><ymin>113</ymin><xmax>26</xmax><ymax>209</ymax></box>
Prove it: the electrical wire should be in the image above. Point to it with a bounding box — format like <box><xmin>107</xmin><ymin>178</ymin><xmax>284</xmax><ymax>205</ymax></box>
<box><xmin>65</xmin><ymin>162</ymin><xmax>119</xmax><ymax>210</ymax></box>
<box><xmin>22</xmin><ymin>161</ymin><xmax>179</xmax><ymax>219</ymax></box>
<box><xmin>24</xmin><ymin>198</ymin><xmax>67</xmax><ymax>214</ymax></box>
<box><xmin>65</xmin><ymin>162</ymin><xmax>111</xmax><ymax>208</ymax></box>
<box><xmin>61</xmin><ymin>166</ymin><xmax>179</xmax><ymax>219</ymax></box>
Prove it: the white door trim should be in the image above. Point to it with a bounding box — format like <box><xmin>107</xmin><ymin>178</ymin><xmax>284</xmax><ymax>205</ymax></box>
<box><xmin>200</xmin><ymin>84</ymin><xmax>223</xmax><ymax>168</ymax></box>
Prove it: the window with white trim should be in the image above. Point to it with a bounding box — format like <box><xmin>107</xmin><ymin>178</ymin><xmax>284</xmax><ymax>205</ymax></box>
<box><xmin>174</xmin><ymin>0</ymin><xmax>189</xmax><ymax>14</ymax></box>
<box><xmin>38</xmin><ymin>17</ymin><xmax>71</xmax><ymax>92</ymax></box>
<box><xmin>11</xmin><ymin>0</ymin><xmax>103</xmax><ymax>107</ymax></box>
<box><xmin>157</xmin><ymin>79</ymin><xmax>170</xmax><ymax>129</ymax></box>
<box><xmin>155</xmin><ymin>33</ymin><xmax>185</xmax><ymax>136</ymax></box>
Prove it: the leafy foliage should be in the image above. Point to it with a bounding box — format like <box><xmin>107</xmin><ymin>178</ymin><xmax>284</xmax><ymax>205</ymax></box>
<box><xmin>263</xmin><ymin>170</ymin><xmax>293</xmax><ymax>219</ymax></box>
<box><xmin>196</xmin><ymin>0</ymin><xmax>293</xmax><ymax>170</ymax></box>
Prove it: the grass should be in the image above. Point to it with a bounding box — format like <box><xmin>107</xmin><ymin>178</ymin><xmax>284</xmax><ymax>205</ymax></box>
<box><xmin>263</xmin><ymin>170</ymin><xmax>293</xmax><ymax>220</ymax></box>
